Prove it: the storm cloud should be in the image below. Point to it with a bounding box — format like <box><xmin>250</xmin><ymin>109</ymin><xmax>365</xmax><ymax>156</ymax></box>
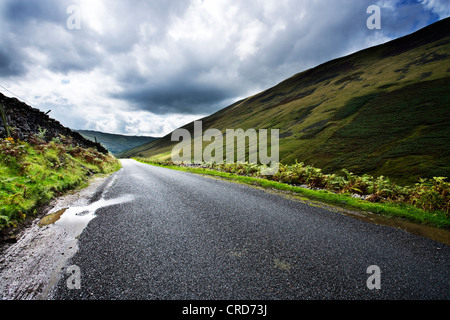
<box><xmin>0</xmin><ymin>0</ymin><xmax>447</xmax><ymax>136</ymax></box>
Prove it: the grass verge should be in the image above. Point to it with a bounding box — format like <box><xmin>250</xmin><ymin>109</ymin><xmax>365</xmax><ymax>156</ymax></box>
<box><xmin>0</xmin><ymin>136</ymin><xmax>121</xmax><ymax>232</ymax></box>
<box><xmin>134</xmin><ymin>158</ymin><xmax>450</xmax><ymax>230</ymax></box>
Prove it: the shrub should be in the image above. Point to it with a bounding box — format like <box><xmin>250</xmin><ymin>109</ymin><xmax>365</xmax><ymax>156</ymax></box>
<box><xmin>409</xmin><ymin>177</ymin><xmax>450</xmax><ymax>214</ymax></box>
<box><xmin>0</xmin><ymin>138</ymin><xmax>28</xmax><ymax>170</ymax></box>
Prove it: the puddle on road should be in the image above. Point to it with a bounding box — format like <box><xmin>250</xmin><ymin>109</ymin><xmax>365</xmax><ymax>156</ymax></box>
<box><xmin>39</xmin><ymin>194</ymin><xmax>134</xmax><ymax>234</ymax></box>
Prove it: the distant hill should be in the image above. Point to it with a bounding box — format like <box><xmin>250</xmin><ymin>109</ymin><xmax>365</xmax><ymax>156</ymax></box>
<box><xmin>76</xmin><ymin>130</ymin><xmax>158</xmax><ymax>155</ymax></box>
<box><xmin>120</xmin><ymin>18</ymin><xmax>450</xmax><ymax>185</ymax></box>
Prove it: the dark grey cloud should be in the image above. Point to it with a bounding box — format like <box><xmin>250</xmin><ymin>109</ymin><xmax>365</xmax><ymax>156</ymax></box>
<box><xmin>114</xmin><ymin>79</ymin><xmax>237</xmax><ymax>115</ymax></box>
<box><xmin>0</xmin><ymin>0</ymin><xmax>193</xmax><ymax>77</ymax></box>
<box><xmin>0</xmin><ymin>0</ymin><xmax>100</xmax><ymax>75</ymax></box>
<box><xmin>0</xmin><ymin>44</ymin><xmax>25</xmax><ymax>76</ymax></box>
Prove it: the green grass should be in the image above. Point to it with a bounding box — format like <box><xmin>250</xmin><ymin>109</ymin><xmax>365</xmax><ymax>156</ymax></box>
<box><xmin>0</xmin><ymin>137</ymin><xmax>121</xmax><ymax>230</ymax></box>
<box><xmin>134</xmin><ymin>158</ymin><xmax>450</xmax><ymax>230</ymax></box>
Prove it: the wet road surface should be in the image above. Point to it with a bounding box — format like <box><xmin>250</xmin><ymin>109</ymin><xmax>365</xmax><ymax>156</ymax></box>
<box><xmin>51</xmin><ymin>159</ymin><xmax>450</xmax><ymax>299</ymax></box>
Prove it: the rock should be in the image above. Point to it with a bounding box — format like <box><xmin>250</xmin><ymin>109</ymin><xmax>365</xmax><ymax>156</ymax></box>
<box><xmin>0</xmin><ymin>92</ymin><xmax>108</xmax><ymax>154</ymax></box>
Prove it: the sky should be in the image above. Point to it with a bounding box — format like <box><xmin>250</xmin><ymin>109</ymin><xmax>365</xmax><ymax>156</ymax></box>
<box><xmin>0</xmin><ymin>0</ymin><xmax>448</xmax><ymax>137</ymax></box>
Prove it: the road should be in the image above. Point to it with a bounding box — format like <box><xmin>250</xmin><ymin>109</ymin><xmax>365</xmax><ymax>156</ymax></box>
<box><xmin>50</xmin><ymin>159</ymin><xmax>449</xmax><ymax>300</ymax></box>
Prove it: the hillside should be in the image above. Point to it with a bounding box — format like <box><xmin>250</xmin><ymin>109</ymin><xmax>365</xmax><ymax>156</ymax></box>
<box><xmin>0</xmin><ymin>93</ymin><xmax>107</xmax><ymax>154</ymax></box>
<box><xmin>76</xmin><ymin>130</ymin><xmax>158</xmax><ymax>155</ymax></box>
<box><xmin>119</xmin><ymin>18</ymin><xmax>450</xmax><ymax>185</ymax></box>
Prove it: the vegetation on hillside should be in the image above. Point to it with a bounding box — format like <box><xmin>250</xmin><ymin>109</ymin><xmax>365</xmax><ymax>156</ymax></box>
<box><xmin>0</xmin><ymin>134</ymin><xmax>121</xmax><ymax>230</ymax></box>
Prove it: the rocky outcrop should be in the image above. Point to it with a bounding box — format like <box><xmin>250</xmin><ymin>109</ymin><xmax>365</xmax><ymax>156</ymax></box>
<box><xmin>0</xmin><ymin>93</ymin><xmax>108</xmax><ymax>154</ymax></box>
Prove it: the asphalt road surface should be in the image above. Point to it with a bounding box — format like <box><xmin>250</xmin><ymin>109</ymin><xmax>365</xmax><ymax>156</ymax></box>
<box><xmin>51</xmin><ymin>159</ymin><xmax>449</xmax><ymax>300</ymax></box>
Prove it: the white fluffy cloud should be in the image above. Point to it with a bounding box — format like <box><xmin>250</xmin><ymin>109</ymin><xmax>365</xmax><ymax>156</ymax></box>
<box><xmin>0</xmin><ymin>0</ymin><xmax>447</xmax><ymax>137</ymax></box>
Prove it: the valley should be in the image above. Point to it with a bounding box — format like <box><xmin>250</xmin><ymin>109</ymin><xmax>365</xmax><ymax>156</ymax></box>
<box><xmin>119</xmin><ymin>18</ymin><xmax>450</xmax><ymax>186</ymax></box>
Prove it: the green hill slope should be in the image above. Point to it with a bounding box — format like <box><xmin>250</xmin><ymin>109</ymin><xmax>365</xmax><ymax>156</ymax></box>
<box><xmin>76</xmin><ymin>130</ymin><xmax>158</xmax><ymax>155</ymax></box>
<box><xmin>120</xmin><ymin>18</ymin><xmax>450</xmax><ymax>185</ymax></box>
